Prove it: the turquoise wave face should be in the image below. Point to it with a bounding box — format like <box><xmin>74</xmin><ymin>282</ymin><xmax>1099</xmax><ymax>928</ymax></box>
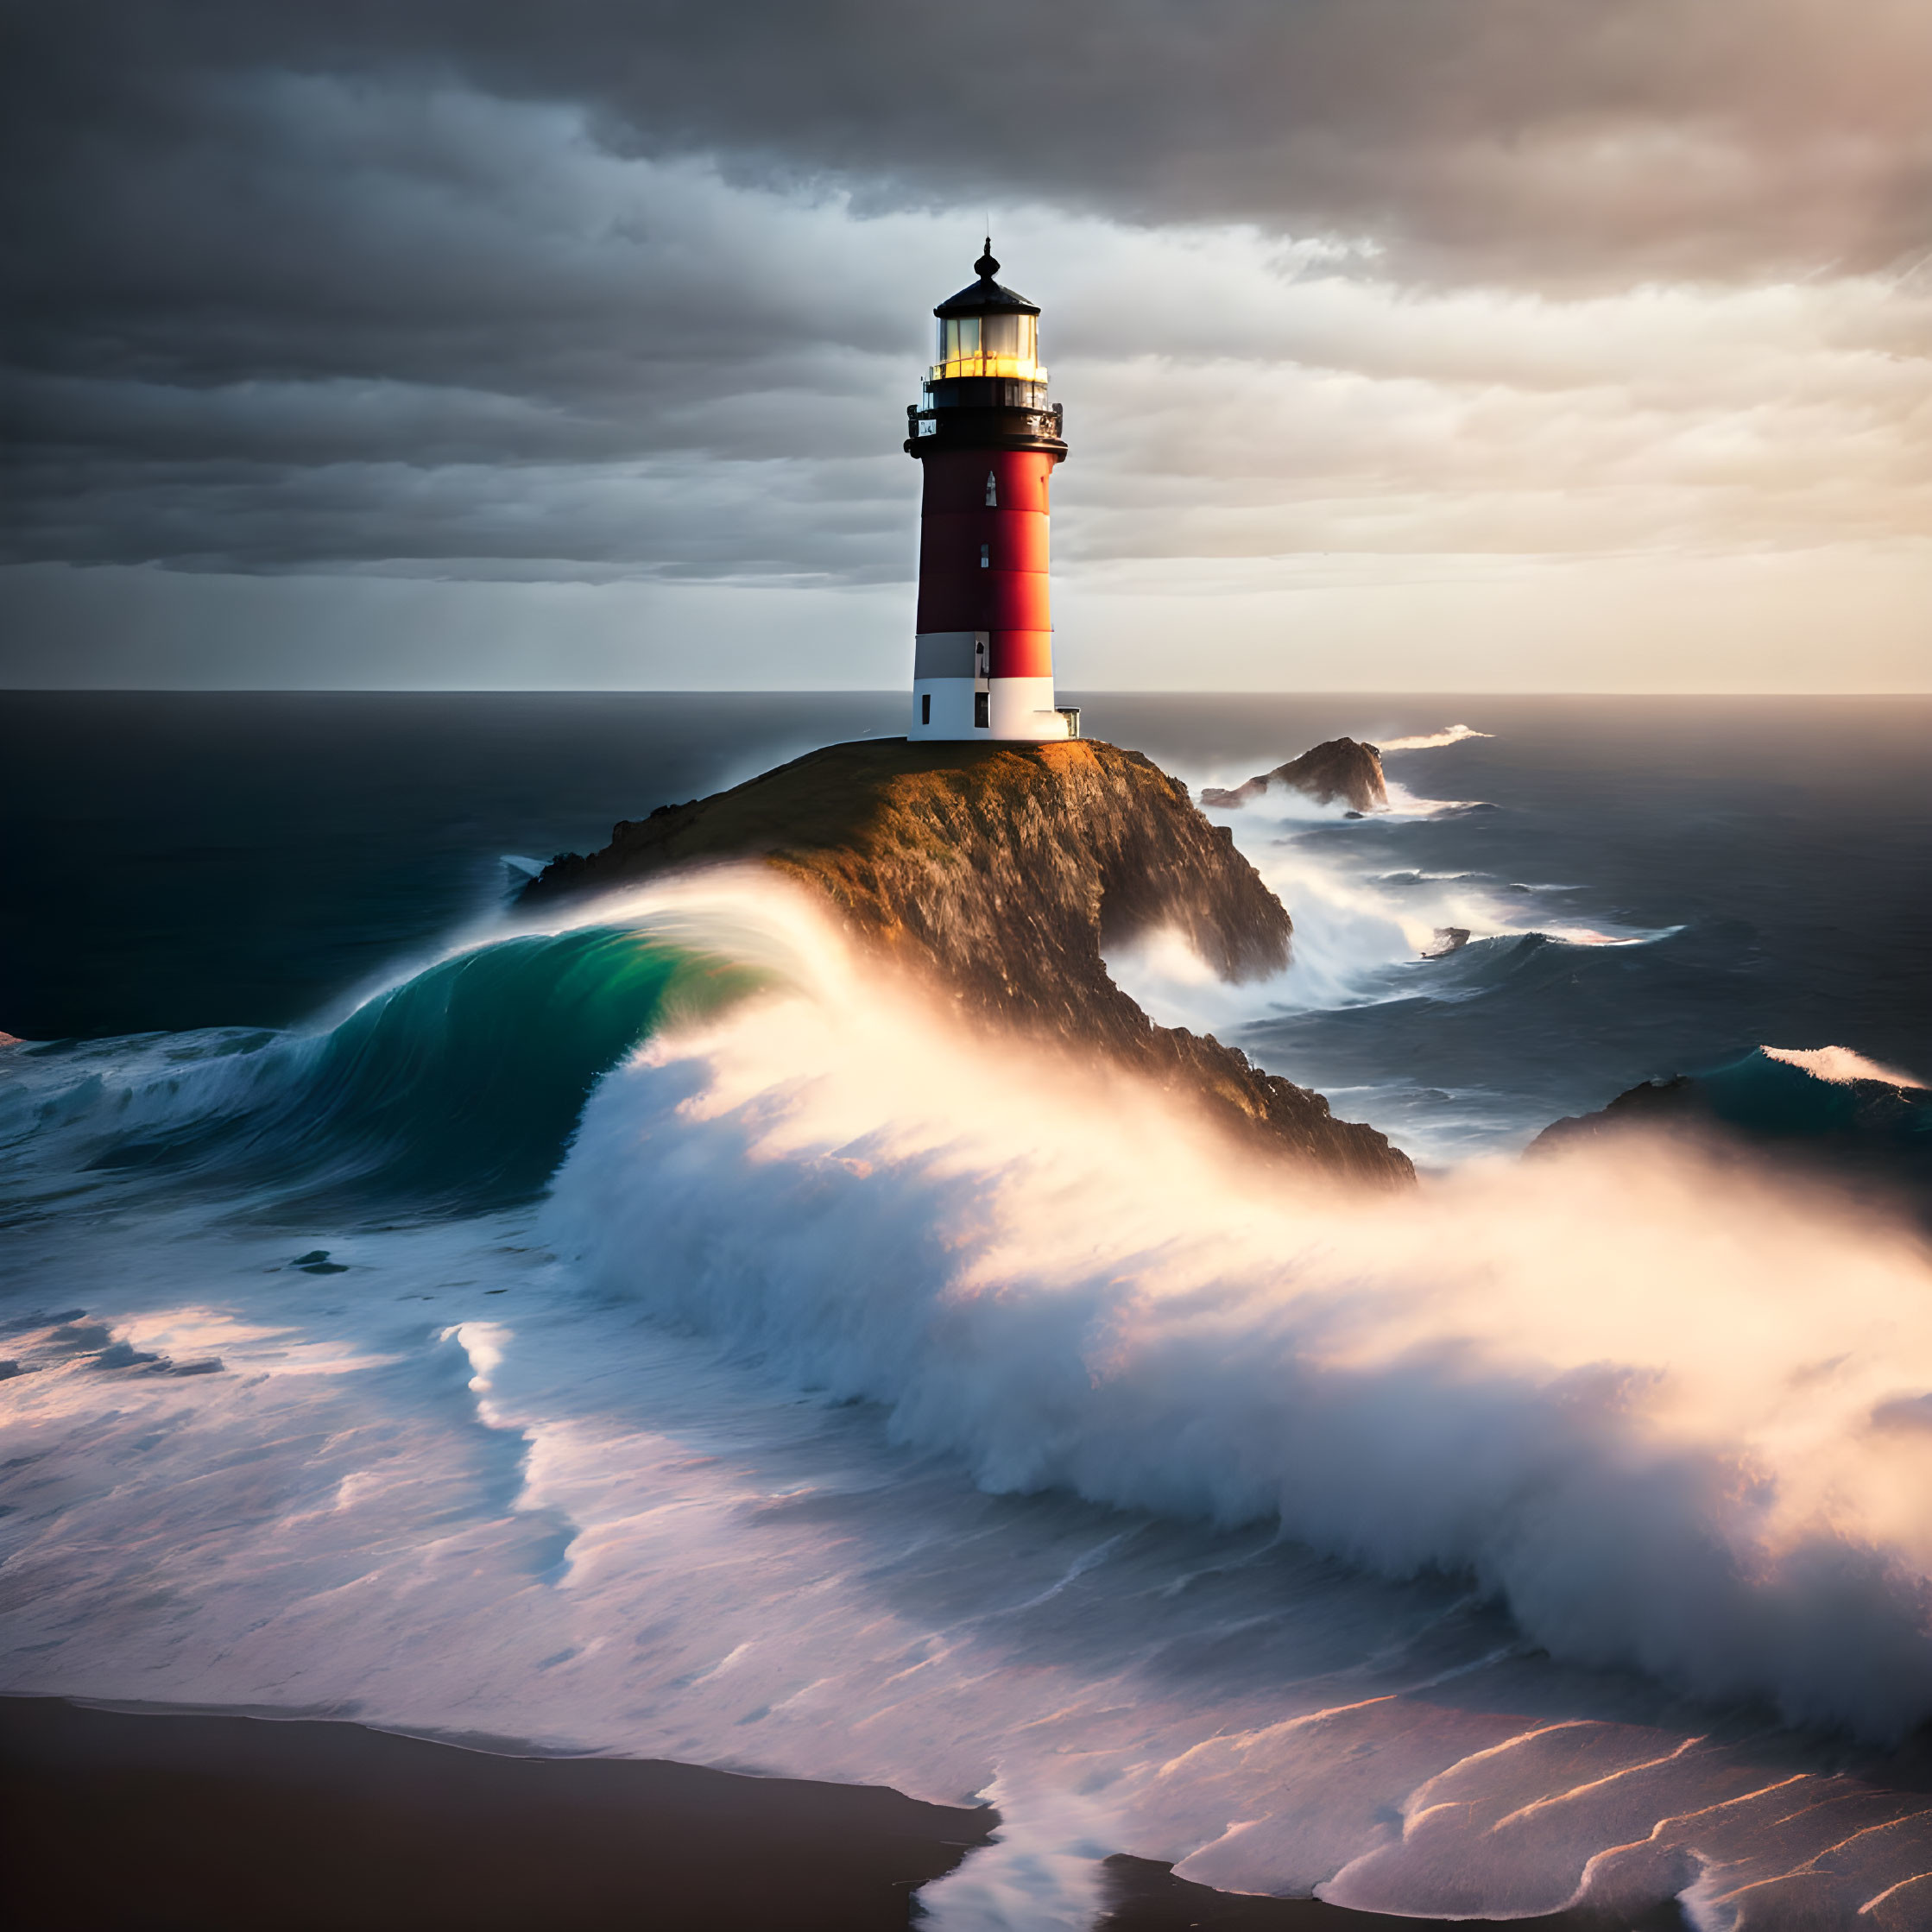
<box><xmin>87</xmin><ymin>927</ymin><xmax>767</xmax><ymax>1212</ymax></box>
<box><xmin>1696</xmin><ymin>1047</ymin><xmax>1931</xmax><ymax>1146</ymax></box>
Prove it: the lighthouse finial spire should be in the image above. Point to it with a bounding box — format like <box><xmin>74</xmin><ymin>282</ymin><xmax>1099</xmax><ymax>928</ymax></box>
<box><xmin>975</xmin><ymin>237</ymin><xmax>999</xmax><ymax>280</ymax></box>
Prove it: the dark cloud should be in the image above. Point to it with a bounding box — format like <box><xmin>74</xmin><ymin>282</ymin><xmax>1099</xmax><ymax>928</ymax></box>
<box><xmin>16</xmin><ymin>0</ymin><xmax>1924</xmax><ymax>286</ymax></box>
<box><xmin>510</xmin><ymin>0</ymin><xmax>1930</xmax><ymax>287</ymax></box>
<box><xmin>0</xmin><ymin>19</ymin><xmax>934</xmax><ymax>579</ymax></box>
<box><xmin>6</xmin><ymin>447</ymin><xmax>917</xmax><ymax>581</ymax></box>
<box><xmin>1</xmin><ymin>0</ymin><xmax>1926</xmax><ymax>593</ymax></box>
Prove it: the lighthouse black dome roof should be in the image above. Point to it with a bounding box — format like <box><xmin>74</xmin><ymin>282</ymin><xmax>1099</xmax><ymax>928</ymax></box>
<box><xmin>933</xmin><ymin>241</ymin><xmax>1039</xmax><ymax>318</ymax></box>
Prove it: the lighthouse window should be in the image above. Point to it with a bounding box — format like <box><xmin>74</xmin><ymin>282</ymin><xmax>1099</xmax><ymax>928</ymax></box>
<box><xmin>939</xmin><ymin>316</ymin><xmax>981</xmax><ymax>364</ymax></box>
<box><xmin>985</xmin><ymin>472</ymin><xmax>997</xmax><ymax>507</ymax></box>
<box><xmin>921</xmin><ymin>693</ymin><xmax>931</xmax><ymax>726</ymax></box>
<box><xmin>935</xmin><ymin>312</ymin><xmax>1041</xmax><ymax>381</ymax></box>
<box><xmin>980</xmin><ymin>542</ymin><xmax>990</xmax><ymax>569</ymax></box>
<box><xmin>981</xmin><ymin>312</ymin><xmax>1022</xmax><ymax>361</ymax></box>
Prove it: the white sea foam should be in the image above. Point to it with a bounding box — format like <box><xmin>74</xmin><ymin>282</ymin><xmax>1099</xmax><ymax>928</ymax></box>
<box><xmin>917</xmin><ymin>1773</ymin><xmax>1114</xmax><ymax>1930</ymax></box>
<box><xmin>1378</xmin><ymin>724</ymin><xmax>1495</xmax><ymax>752</ymax></box>
<box><xmin>1380</xmin><ymin>777</ymin><xmax>1486</xmax><ymax>817</ymax></box>
<box><xmin>1763</xmin><ymin>1045</ymin><xmax>1924</xmax><ymax>1089</ymax></box>
<box><xmin>1104</xmin><ymin>820</ymin><xmax>1676</xmax><ymax>1042</ymax></box>
<box><xmin>543</xmin><ymin>889</ymin><xmax>1932</xmax><ymax>1749</ymax></box>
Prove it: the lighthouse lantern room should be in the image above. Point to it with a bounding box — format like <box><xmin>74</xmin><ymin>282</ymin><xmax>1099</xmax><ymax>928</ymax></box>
<box><xmin>905</xmin><ymin>243</ymin><xmax>1076</xmax><ymax>742</ymax></box>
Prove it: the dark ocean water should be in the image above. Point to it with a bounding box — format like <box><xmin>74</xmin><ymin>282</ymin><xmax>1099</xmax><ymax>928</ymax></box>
<box><xmin>3</xmin><ymin>691</ymin><xmax>1932</xmax><ymax>1929</ymax></box>
<box><xmin>1</xmin><ymin>691</ymin><xmax>901</xmax><ymax>1040</ymax></box>
<box><xmin>1102</xmin><ymin>693</ymin><xmax>1931</xmax><ymax>1156</ymax></box>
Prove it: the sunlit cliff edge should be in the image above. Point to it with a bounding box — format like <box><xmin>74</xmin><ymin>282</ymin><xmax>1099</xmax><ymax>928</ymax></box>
<box><xmin>524</xmin><ymin>737</ymin><xmax>1412</xmax><ymax>1186</ymax></box>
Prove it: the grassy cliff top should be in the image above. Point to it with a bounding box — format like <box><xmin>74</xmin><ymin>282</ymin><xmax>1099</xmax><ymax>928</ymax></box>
<box><xmin>527</xmin><ymin>735</ymin><xmax>1291</xmax><ymax>977</ymax></box>
<box><xmin>549</xmin><ymin>736</ymin><xmax>1184</xmax><ymax>872</ymax></box>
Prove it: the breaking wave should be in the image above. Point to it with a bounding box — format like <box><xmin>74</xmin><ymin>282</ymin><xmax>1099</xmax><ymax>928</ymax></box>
<box><xmin>19</xmin><ymin>874</ymin><xmax>1926</xmax><ymax>1750</ymax></box>
<box><xmin>1378</xmin><ymin>724</ymin><xmax>1494</xmax><ymax>752</ymax></box>
<box><xmin>1762</xmin><ymin>1045</ymin><xmax>1924</xmax><ymax>1089</ymax></box>
<box><xmin>535</xmin><ymin>881</ymin><xmax>1932</xmax><ymax>1745</ymax></box>
<box><xmin>0</xmin><ymin>904</ymin><xmax>766</xmax><ymax>1211</ymax></box>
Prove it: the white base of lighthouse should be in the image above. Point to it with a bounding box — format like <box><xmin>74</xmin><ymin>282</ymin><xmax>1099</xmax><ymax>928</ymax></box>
<box><xmin>909</xmin><ymin>676</ymin><xmax>1072</xmax><ymax>742</ymax></box>
<box><xmin>908</xmin><ymin>630</ymin><xmax>1075</xmax><ymax>742</ymax></box>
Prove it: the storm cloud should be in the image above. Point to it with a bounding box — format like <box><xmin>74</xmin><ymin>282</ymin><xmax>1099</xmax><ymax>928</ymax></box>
<box><xmin>18</xmin><ymin>2</ymin><xmax>1930</xmax><ymax>283</ymax></box>
<box><xmin>1</xmin><ymin>1</ymin><xmax>1927</xmax><ymax>683</ymax></box>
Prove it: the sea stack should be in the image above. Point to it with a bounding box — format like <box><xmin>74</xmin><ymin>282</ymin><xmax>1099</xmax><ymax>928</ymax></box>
<box><xmin>1201</xmin><ymin>737</ymin><xmax>1389</xmax><ymax>813</ymax></box>
<box><xmin>905</xmin><ymin>243</ymin><xmax>1076</xmax><ymax>743</ymax></box>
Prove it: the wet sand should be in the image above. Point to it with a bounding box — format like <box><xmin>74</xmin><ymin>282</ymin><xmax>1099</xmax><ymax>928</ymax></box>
<box><xmin>3</xmin><ymin>1696</ymin><xmax>1689</xmax><ymax>1929</ymax></box>
<box><xmin>2</xmin><ymin>1696</ymin><xmax>991</xmax><ymax>1930</ymax></box>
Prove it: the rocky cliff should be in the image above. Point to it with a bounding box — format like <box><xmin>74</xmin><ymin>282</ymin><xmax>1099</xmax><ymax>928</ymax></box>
<box><xmin>1200</xmin><ymin>737</ymin><xmax>1388</xmax><ymax>813</ymax></box>
<box><xmin>526</xmin><ymin>737</ymin><xmax>1411</xmax><ymax>1186</ymax></box>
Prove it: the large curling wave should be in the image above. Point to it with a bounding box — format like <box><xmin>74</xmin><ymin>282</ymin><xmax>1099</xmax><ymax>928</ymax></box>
<box><xmin>532</xmin><ymin>880</ymin><xmax>1932</xmax><ymax>1745</ymax></box>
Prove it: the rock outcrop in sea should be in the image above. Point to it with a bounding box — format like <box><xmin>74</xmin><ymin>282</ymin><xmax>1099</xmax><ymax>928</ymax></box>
<box><xmin>525</xmin><ymin>738</ymin><xmax>1411</xmax><ymax>1186</ymax></box>
<box><xmin>1199</xmin><ymin>737</ymin><xmax>1388</xmax><ymax>813</ymax></box>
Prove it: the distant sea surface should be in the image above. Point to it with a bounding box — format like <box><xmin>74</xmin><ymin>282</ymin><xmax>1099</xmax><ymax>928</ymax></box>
<box><xmin>3</xmin><ymin>691</ymin><xmax>1931</xmax><ymax>1929</ymax></box>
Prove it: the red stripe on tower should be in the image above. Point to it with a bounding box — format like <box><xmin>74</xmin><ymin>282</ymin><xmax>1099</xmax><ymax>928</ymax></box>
<box><xmin>905</xmin><ymin>243</ymin><xmax>1074</xmax><ymax>742</ymax></box>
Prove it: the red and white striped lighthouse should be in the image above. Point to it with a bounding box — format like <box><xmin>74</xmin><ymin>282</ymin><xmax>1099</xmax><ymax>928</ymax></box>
<box><xmin>905</xmin><ymin>243</ymin><xmax>1075</xmax><ymax>742</ymax></box>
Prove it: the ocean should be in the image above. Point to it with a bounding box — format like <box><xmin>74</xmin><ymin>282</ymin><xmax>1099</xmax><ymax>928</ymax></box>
<box><xmin>3</xmin><ymin>691</ymin><xmax>1930</xmax><ymax>1929</ymax></box>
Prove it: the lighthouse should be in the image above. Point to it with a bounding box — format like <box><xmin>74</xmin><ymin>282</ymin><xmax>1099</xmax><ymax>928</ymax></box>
<box><xmin>905</xmin><ymin>243</ymin><xmax>1076</xmax><ymax>742</ymax></box>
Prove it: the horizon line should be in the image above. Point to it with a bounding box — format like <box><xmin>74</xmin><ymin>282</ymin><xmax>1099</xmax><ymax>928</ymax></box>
<box><xmin>4</xmin><ymin>687</ymin><xmax>1929</xmax><ymax>701</ymax></box>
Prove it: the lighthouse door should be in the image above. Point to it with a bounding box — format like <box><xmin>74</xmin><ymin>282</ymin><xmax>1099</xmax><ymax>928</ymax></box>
<box><xmin>973</xmin><ymin>634</ymin><xmax>990</xmax><ymax>729</ymax></box>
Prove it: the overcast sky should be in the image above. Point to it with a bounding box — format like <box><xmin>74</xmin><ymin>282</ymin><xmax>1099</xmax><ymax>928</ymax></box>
<box><xmin>3</xmin><ymin>0</ymin><xmax>1928</xmax><ymax>690</ymax></box>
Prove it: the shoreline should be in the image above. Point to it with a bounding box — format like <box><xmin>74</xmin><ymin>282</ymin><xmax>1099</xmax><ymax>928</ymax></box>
<box><xmin>3</xmin><ymin>1696</ymin><xmax>1687</xmax><ymax>1930</ymax></box>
